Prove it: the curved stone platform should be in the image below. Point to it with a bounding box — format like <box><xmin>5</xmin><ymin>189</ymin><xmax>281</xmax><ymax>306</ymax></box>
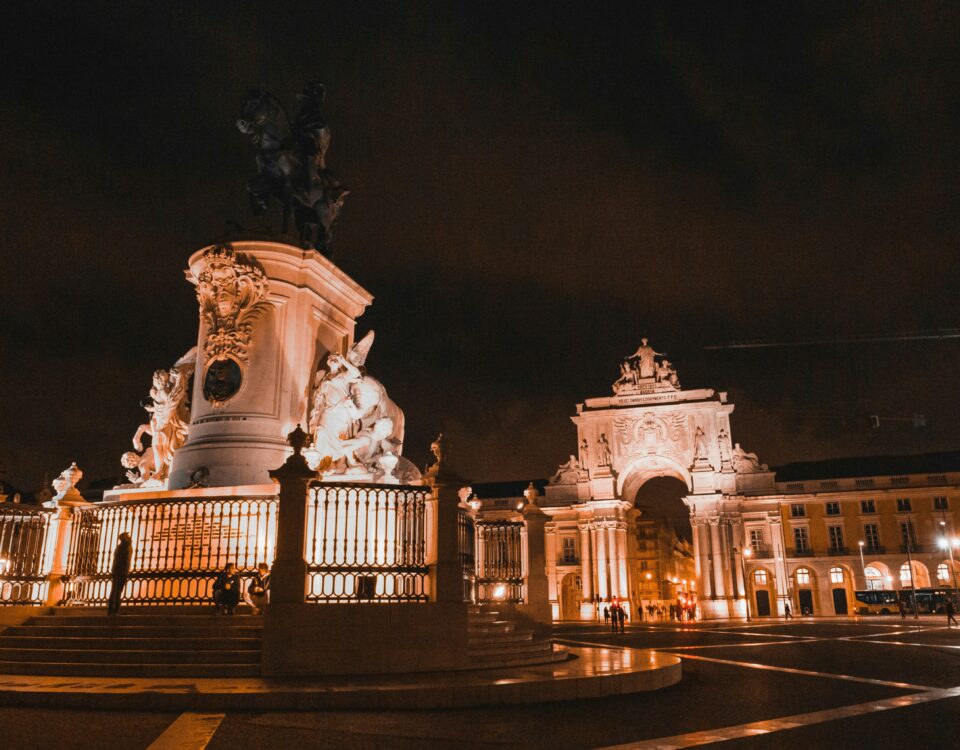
<box><xmin>0</xmin><ymin>645</ymin><xmax>680</xmax><ymax>710</ymax></box>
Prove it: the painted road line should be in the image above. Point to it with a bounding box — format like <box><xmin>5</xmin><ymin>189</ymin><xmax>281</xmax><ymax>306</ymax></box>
<box><xmin>592</xmin><ymin>685</ymin><xmax>960</xmax><ymax>750</ymax></box>
<box><xmin>146</xmin><ymin>713</ymin><xmax>225</xmax><ymax>750</ymax></box>
<box><xmin>674</xmin><ymin>652</ymin><xmax>932</xmax><ymax>690</ymax></box>
<box><xmin>661</xmin><ymin>639</ymin><xmax>827</xmax><ymax>650</ymax></box>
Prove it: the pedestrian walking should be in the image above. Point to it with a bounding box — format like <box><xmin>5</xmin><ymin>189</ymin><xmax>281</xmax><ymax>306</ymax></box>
<box><xmin>617</xmin><ymin>605</ymin><xmax>627</xmax><ymax>633</ymax></box>
<box><xmin>107</xmin><ymin>532</ymin><xmax>132</xmax><ymax>615</ymax></box>
<box><xmin>213</xmin><ymin>562</ymin><xmax>242</xmax><ymax>615</ymax></box>
<box><xmin>783</xmin><ymin>601</ymin><xmax>793</xmax><ymax>620</ymax></box>
<box><xmin>946</xmin><ymin>599</ymin><xmax>958</xmax><ymax>628</ymax></box>
<box><xmin>609</xmin><ymin>603</ymin><xmax>619</xmax><ymax>632</ymax></box>
<box><xmin>898</xmin><ymin>600</ymin><xmax>906</xmax><ymax>620</ymax></box>
<box><xmin>603</xmin><ymin>605</ymin><xmax>610</xmax><ymax>625</ymax></box>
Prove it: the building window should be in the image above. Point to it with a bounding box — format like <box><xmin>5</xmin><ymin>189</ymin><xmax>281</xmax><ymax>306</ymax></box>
<box><xmin>825</xmin><ymin>502</ymin><xmax>841</xmax><ymax>516</ymax></box>
<box><xmin>896</xmin><ymin>498</ymin><xmax>912</xmax><ymax>512</ymax></box>
<box><xmin>795</xmin><ymin>568</ymin><xmax>811</xmax><ymax>585</ymax></box>
<box><xmin>829</xmin><ymin>566</ymin><xmax>844</xmax><ymax>584</ymax></box>
<box><xmin>749</xmin><ymin>528</ymin><xmax>764</xmax><ymax>551</ymax></box>
<box><xmin>754</xmin><ymin>569</ymin><xmax>768</xmax><ymax>585</ymax></box>
<box><xmin>938</xmin><ymin>563</ymin><xmax>951</xmax><ymax>583</ymax></box>
<box><xmin>560</xmin><ymin>537</ymin><xmax>577</xmax><ymax>565</ymax></box>
<box><xmin>900</xmin><ymin>521</ymin><xmax>917</xmax><ymax>550</ymax></box>
<box><xmin>864</xmin><ymin>565</ymin><xmax>884</xmax><ymax>591</ymax></box>
<box><xmin>934</xmin><ymin>496</ymin><xmax>949</xmax><ymax>511</ymax></box>
<box><xmin>860</xmin><ymin>499</ymin><xmax>876</xmax><ymax>514</ymax></box>
<box><xmin>864</xmin><ymin>523</ymin><xmax>881</xmax><ymax>550</ymax></box>
<box><xmin>900</xmin><ymin>562</ymin><xmax>915</xmax><ymax>587</ymax></box>
<box><xmin>828</xmin><ymin>525</ymin><xmax>844</xmax><ymax>551</ymax></box>
<box><xmin>790</xmin><ymin>503</ymin><xmax>806</xmax><ymax>518</ymax></box>
<box><xmin>793</xmin><ymin>526</ymin><xmax>810</xmax><ymax>554</ymax></box>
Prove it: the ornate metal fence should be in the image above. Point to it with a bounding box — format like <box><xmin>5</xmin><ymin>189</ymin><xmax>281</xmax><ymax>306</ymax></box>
<box><xmin>458</xmin><ymin>507</ymin><xmax>476</xmax><ymax>603</ymax></box>
<box><xmin>0</xmin><ymin>506</ymin><xmax>56</xmax><ymax>605</ymax></box>
<box><xmin>475</xmin><ymin>519</ymin><xmax>525</xmax><ymax>604</ymax></box>
<box><xmin>305</xmin><ymin>484</ymin><xmax>429</xmax><ymax>603</ymax></box>
<box><xmin>63</xmin><ymin>496</ymin><xmax>278</xmax><ymax>605</ymax></box>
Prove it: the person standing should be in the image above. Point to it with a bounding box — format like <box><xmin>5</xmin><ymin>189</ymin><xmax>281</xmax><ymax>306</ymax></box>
<box><xmin>213</xmin><ymin>562</ymin><xmax>242</xmax><ymax>615</ymax></box>
<box><xmin>107</xmin><ymin>532</ymin><xmax>132</xmax><ymax>615</ymax></box>
<box><xmin>946</xmin><ymin>598</ymin><xmax>958</xmax><ymax>628</ymax></box>
<box><xmin>603</xmin><ymin>605</ymin><xmax>610</xmax><ymax>626</ymax></box>
<box><xmin>617</xmin><ymin>605</ymin><xmax>627</xmax><ymax>633</ymax></box>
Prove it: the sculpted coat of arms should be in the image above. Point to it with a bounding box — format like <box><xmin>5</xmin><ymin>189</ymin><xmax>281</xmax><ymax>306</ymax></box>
<box><xmin>194</xmin><ymin>245</ymin><xmax>270</xmax><ymax>405</ymax></box>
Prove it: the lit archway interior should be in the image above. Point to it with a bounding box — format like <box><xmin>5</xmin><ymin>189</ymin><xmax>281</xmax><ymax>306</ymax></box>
<box><xmin>630</xmin><ymin>476</ymin><xmax>692</xmax><ymax>543</ymax></box>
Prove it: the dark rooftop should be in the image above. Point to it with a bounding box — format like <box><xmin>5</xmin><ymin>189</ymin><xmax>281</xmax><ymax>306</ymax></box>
<box><xmin>470</xmin><ymin>478</ymin><xmax>549</xmax><ymax>499</ymax></box>
<box><xmin>774</xmin><ymin>451</ymin><xmax>960</xmax><ymax>483</ymax></box>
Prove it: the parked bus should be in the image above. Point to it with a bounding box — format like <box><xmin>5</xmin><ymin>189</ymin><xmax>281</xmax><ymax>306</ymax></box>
<box><xmin>854</xmin><ymin>590</ymin><xmax>899</xmax><ymax>615</ymax></box>
<box><xmin>897</xmin><ymin>588</ymin><xmax>960</xmax><ymax>615</ymax></box>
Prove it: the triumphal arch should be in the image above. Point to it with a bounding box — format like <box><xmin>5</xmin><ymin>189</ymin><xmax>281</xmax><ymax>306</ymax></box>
<box><xmin>541</xmin><ymin>339</ymin><xmax>772</xmax><ymax>619</ymax></box>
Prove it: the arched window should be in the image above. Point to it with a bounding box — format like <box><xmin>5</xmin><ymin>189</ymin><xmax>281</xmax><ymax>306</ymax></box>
<box><xmin>900</xmin><ymin>562</ymin><xmax>914</xmax><ymax>587</ymax></box>
<box><xmin>795</xmin><ymin>568</ymin><xmax>811</xmax><ymax>585</ymax></box>
<box><xmin>937</xmin><ymin>563</ymin><xmax>951</xmax><ymax>583</ymax></box>
<box><xmin>754</xmin><ymin>569</ymin><xmax>768</xmax><ymax>585</ymax></box>
<box><xmin>829</xmin><ymin>566</ymin><xmax>844</xmax><ymax>584</ymax></box>
<box><xmin>864</xmin><ymin>566</ymin><xmax>883</xmax><ymax>591</ymax></box>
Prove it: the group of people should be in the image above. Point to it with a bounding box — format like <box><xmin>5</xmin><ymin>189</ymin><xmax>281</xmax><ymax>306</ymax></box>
<box><xmin>603</xmin><ymin>601</ymin><xmax>628</xmax><ymax>632</ymax></box>
<box><xmin>107</xmin><ymin>533</ymin><xmax>270</xmax><ymax>615</ymax></box>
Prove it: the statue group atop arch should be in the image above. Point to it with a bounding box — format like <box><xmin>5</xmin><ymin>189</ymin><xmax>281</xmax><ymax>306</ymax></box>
<box><xmin>613</xmin><ymin>337</ymin><xmax>679</xmax><ymax>394</ymax></box>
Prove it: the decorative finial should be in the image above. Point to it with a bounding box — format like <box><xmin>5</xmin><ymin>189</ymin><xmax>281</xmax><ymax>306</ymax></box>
<box><xmin>287</xmin><ymin>424</ymin><xmax>309</xmax><ymax>455</ymax></box>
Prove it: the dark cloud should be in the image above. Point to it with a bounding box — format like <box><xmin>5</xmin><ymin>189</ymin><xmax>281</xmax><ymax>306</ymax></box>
<box><xmin>1</xmin><ymin>2</ymin><xmax>959</xmax><ymax>489</ymax></box>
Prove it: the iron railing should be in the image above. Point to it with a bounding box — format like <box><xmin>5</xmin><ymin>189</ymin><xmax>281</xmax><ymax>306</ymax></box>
<box><xmin>458</xmin><ymin>507</ymin><xmax>476</xmax><ymax>603</ymax></box>
<box><xmin>475</xmin><ymin>519</ymin><xmax>525</xmax><ymax>604</ymax></box>
<box><xmin>0</xmin><ymin>506</ymin><xmax>56</xmax><ymax>605</ymax></box>
<box><xmin>63</xmin><ymin>496</ymin><xmax>277</xmax><ymax>605</ymax></box>
<box><xmin>304</xmin><ymin>483</ymin><xmax>429</xmax><ymax>603</ymax></box>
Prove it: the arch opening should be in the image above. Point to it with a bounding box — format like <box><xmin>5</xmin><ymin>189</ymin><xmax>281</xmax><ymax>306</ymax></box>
<box><xmin>631</xmin><ymin>475</ymin><xmax>692</xmax><ymax>543</ymax></box>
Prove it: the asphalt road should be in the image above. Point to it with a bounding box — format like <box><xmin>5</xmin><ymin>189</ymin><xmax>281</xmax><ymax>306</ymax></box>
<box><xmin>3</xmin><ymin>616</ymin><xmax>958</xmax><ymax>749</ymax></box>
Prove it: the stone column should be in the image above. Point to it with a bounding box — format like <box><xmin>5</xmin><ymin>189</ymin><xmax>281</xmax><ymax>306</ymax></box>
<box><xmin>710</xmin><ymin>519</ymin><xmax>725</xmax><ymax>597</ymax></box>
<box><xmin>521</xmin><ymin>492</ymin><xmax>552</xmax><ymax>631</ymax></box>
<box><xmin>617</xmin><ymin>523</ymin><xmax>630</xmax><ymax>599</ymax></box>
<box><xmin>731</xmin><ymin>521</ymin><xmax>746</xmax><ymax>599</ymax></box>
<box><xmin>698</xmin><ymin>522</ymin><xmax>714</xmax><ymax>599</ymax></box>
<box><xmin>44</xmin><ymin>463</ymin><xmax>91</xmax><ymax>606</ymax></box>
<box><xmin>595</xmin><ymin>522</ymin><xmax>609</xmax><ymax>600</ymax></box>
<box><xmin>578</xmin><ymin>522</ymin><xmax>593</xmax><ymax>601</ymax></box>
<box><xmin>265</xmin><ymin>427</ymin><xmax>313</xmax><ymax>606</ymax></box>
<box><xmin>607</xmin><ymin>524</ymin><xmax>621</xmax><ymax>599</ymax></box>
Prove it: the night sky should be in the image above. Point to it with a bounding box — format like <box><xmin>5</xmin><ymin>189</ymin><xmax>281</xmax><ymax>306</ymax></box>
<box><xmin>2</xmin><ymin>2</ymin><xmax>959</xmax><ymax>493</ymax></box>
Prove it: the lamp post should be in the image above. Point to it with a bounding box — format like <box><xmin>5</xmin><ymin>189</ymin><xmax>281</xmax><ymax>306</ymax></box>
<box><xmin>905</xmin><ymin>541</ymin><xmax>920</xmax><ymax>620</ymax></box>
<box><xmin>737</xmin><ymin>547</ymin><xmax>753</xmax><ymax>622</ymax></box>
<box><xmin>857</xmin><ymin>540</ymin><xmax>867</xmax><ymax>586</ymax></box>
<box><xmin>939</xmin><ymin>521</ymin><xmax>960</xmax><ymax>605</ymax></box>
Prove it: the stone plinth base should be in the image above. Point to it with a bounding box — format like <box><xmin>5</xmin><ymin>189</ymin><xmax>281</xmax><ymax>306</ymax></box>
<box><xmin>261</xmin><ymin>602</ymin><xmax>470</xmax><ymax>677</ymax></box>
<box><xmin>699</xmin><ymin>598</ymin><xmax>747</xmax><ymax>619</ymax></box>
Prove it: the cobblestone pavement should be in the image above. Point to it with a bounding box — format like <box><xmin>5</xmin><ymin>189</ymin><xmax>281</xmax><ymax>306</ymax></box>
<box><xmin>2</xmin><ymin>616</ymin><xmax>958</xmax><ymax>749</ymax></box>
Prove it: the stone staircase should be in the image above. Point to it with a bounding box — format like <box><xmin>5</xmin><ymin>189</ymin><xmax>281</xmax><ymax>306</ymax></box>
<box><xmin>0</xmin><ymin>609</ymin><xmax>262</xmax><ymax>677</ymax></box>
<box><xmin>467</xmin><ymin>605</ymin><xmax>567</xmax><ymax>669</ymax></box>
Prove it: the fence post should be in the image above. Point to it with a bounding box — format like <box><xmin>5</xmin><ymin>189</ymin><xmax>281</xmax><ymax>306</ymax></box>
<box><xmin>45</xmin><ymin>463</ymin><xmax>91</xmax><ymax>606</ymax></box>
<box><xmin>521</xmin><ymin>484</ymin><xmax>552</xmax><ymax>631</ymax></box>
<box><xmin>267</xmin><ymin>426</ymin><xmax>313</xmax><ymax>605</ymax></box>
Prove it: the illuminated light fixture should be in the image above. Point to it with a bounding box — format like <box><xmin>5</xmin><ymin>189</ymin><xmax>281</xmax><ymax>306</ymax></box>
<box><xmin>492</xmin><ymin>584</ymin><xmax>506</xmax><ymax>600</ymax></box>
<box><xmin>743</xmin><ymin>547</ymin><xmax>753</xmax><ymax>559</ymax></box>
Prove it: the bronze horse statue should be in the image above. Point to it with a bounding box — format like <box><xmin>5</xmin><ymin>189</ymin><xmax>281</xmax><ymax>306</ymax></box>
<box><xmin>236</xmin><ymin>80</ymin><xmax>348</xmax><ymax>251</ymax></box>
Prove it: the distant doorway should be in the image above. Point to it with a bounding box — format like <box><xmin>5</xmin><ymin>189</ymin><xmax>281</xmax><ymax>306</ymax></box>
<box><xmin>560</xmin><ymin>573</ymin><xmax>582</xmax><ymax>620</ymax></box>
<box><xmin>798</xmin><ymin>589</ymin><xmax>814</xmax><ymax>615</ymax></box>
<box><xmin>755</xmin><ymin>589</ymin><xmax>771</xmax><ymax>617</ymax></box>
<box><xmin>832</xmin><ymin>588</ymin><xmax>848</xmax><ymax>615</ymax></box>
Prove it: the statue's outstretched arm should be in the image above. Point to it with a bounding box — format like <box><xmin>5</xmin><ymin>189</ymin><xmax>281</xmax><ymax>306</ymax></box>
<box><xmin>132</xmin><ymin>423</ymin><xmax>151</xmax><ymax>451</ymax></box>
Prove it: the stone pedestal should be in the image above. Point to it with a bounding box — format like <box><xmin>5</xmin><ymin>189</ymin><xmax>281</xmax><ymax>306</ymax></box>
<box><xmin>169</xmin><ymin>241</ymin><xmax>372</xmax><ymax>489</ymax></box>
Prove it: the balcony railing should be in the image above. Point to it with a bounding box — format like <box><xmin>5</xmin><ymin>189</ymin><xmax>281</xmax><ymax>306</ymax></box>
<box><xmin>64</xmin><ymin>495</ymin><xmax>278</xmax><ymax>606</ymax></box>
<box><xmin>827</xmin><ymin>545</ymin><xmax>850</xmax><ymax>556</ymax></box>
<box><xmin>786</xmin><ymin>547</ymin><xmax>816</xmax><ymax>558</ymax></box>
<box><xmin>304</xmin><ymin>484</ymin><xmax>429</xmax><ymax>603</ymax></box>
<box><xmin>458</xmin><ymin>507</ymin><xmax>476</xmax><ymax>603</ymax></box>
<box><xmin>0</xmin><ymin>506</ymin><xmax>56</xmax><ymax>606</ymax></box>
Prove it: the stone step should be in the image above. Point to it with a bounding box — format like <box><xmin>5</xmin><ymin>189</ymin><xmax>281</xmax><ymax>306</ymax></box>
<box><xmin>0</xmin><ymin>635</ymin><xmax>261</xmax><ymax>651</ymax></box>
<box><xmin>467</xmin><ymin>620</ymin><xmax>515</xmax><ymax>633</ymax></box>
<box><xmin>0</xmin><ymin>660</ymin><xmax>261</xmax><ymax>677</ymax></box>
<box><xmin>468</xmin><ymin>631</ymin><xmax>533</xmax><ymax>646</ymax></box>
<box><xmin>470</xmin><ymin>645</ymin><xmax>569</xmax><ymax>669</ymax></box>
<box><xmin>468</xmin><ymin>639</ymin><xmax>552</xmax><ymax>657</ymax></box>
<box><xmin>0</xmin><ymin>647</ymin><xmax>260</xmax><ymax>665</ymax></box>
<box><xmin>26</xmin><ymin>614</ymin><xmax>263</xmax><ymax>627</ymax></box>
<box><xmin>5</xmin><ymin>625</ymin><xmax>262</xmax><ymax>639</ymax></box>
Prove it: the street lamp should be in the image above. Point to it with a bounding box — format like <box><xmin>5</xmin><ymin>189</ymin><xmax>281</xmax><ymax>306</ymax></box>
<box><xmin>904</xmin><ymin>541</ymin><xmax>920</xmax><ymax>620</ymax></box>
<box><xmin>938</xmin><ymin>521</ymin><xmax>959</xmax><ymax>605</ymax></box>
<box><xmin>739</xmin><ymin>547</ymin><xmax>753</xmax><ymax>622</ymax></box>
<box><xmin>857</xmin><ymin>540</ymin><xmax>867</xmax><ymax>586</ymax></box>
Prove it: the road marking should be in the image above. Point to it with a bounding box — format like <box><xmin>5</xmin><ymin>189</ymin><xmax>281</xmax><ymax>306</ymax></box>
<box><xmin>592</xmin><ymin>686</ymin><xmax>960</xmax><ymax>750</ymax></box>
<box><xmin>662</xmin><ymin>639</ymin><xmax>825</xmax><ymax>650</ymax></box>
<box><xmin>673</xmin><ymin>652</ymin><xmax>931</xmax><ymax>690</ymax></box>
<box><xmin>147</xmin><ymin>713</ymin><xmax>225</xmax><ymax>750</ymax></box>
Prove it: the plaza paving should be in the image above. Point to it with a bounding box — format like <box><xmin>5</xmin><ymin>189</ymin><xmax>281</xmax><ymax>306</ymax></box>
<box><xmin>2</xmin><ymin>616</ymin><xmax>959</xmax><ymax>749</ymax></box>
